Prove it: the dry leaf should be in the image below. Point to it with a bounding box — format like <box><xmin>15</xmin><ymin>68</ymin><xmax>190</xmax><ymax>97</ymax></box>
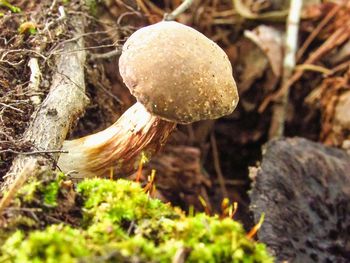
<box><xmin>244</xmin><ymin>25</ymin><xmax>283</xmax><ymax>77</ymax></box>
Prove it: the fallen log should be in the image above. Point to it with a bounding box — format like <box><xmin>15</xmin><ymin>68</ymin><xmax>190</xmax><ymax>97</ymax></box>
<box><xmin>250</xmin><ymin>137</ymin><xmax>350</xmax><ymax>262</ymax></box>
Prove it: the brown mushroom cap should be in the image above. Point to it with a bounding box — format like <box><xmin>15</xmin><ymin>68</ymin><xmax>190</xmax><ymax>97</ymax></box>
<box><xmin>119</xmin><ymin>21</ymin><xmax>239</xmax><ymax>124</ymax></box>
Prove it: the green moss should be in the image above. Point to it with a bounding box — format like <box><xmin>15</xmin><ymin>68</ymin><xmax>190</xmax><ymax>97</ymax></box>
<box><xmin>18</xmin><ymin>180</ymin><xmax>41</xmax><ymax>203</ymax></box>
<box><xmin>77</xmin><ymin>179</ymin><xmax>177</xmax><ymax>225</ymax></box>
<box><xmin>18</xmin><ymin>22</ymin><xmax>37</xmax><ymax>35</ymax></box>
<box><xmin>1</xmin><ymin>226</ymin><xmax>89</xmax><ymax>263</ymax></box>
<box><xmin>0</xmin><ymin>179</ymin><xmax>273</xmax><ymax>262</ymax></box>
<box><xmin>42</xmin><ymin>180</ymin><xmax>60</xmax><ymax>206</ymax></box>
<box><xmin>0</xmin><ymin>0</ymin><xmax>21</xmax><ymax>12</ymax></box>
<box><xmin>85</xmin><ymin>0</ymin><xmax>98</xmax><ymax>16</ymax></box>
<box><xmin>3</xmin><ymin>171</ymin><xmax>69</xmax><ymax>231</ymax></box>
<box><xmin>16</xmin><ymin>171</ymin><xmax>65</xmax><ymax>207</ymax></box>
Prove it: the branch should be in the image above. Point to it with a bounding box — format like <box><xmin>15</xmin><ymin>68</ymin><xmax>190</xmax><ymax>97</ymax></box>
<box><xmin>163</xmin><ymin>0</ymin><xmax>194</xmax><ymax>21</ymax></box>
<box><xmin>1</xmin><ymin>16</ymin><xmax>89</xmax><ymax>192</ymax></box>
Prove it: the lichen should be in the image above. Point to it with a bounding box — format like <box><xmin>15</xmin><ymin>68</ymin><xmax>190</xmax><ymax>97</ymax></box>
<box><xmin>0</xmin><ymin>179</ymin><xmax>273</xmax><ymax>262</ymax></box>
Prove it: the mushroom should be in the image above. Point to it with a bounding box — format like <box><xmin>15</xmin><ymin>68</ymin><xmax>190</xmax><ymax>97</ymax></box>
<box><xmin>57</xmin><ymin>21</ymin><xmax>239</xmax><ymax>178</ymax></box>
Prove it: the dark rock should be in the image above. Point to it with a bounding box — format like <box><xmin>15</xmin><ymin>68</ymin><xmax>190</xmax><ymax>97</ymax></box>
<box><xmin>250</xmin><ymin>137</ymin><xmax>350</xmax><ymax>262</ymax></box>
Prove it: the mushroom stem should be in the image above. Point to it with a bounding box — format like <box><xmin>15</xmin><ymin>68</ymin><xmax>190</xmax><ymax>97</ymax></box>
<box><xmin>57</xmin><ymin>102</ymin><xmax>176</xmax><ymax>178</ymax></box>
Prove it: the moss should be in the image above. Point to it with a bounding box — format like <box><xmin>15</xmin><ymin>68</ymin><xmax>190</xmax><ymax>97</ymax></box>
<box><xmin>84</xmin><ymin>0</ymin><xmax>98</xmax><ymax>16</ymax></box>
<box><xmin>18</xmin><ymin>180</ymin><xmax>41</xmax><ymax>203</ymax></box>
<box><xmin>77</xmin><ymin>179</ymin><xmax>177</xmax><ymax>225</ymax></box>
<box><xmin>0</xmin><ymin>231</ymin><xmax>24</xmax><ymax>262</ymax></box>
<box><xmin>43</xmin><ymin>172</ymin><xmax>66</xmax><ymax>207</ymax></box>
<box><xmin>0</xmin><ymin>0</ymin><xmax>21</xmax><ymax>13</ymax></box>
<box><xmin>1</xmin><ymin>226</ymin><xmax>89</xmax><ymax>263</ymax></box>
<box><xmin>42</xmin><ymin>180</ymin><xmax>60</xmax><ymax>207</ymax></box>
<box><xmin>0</xmin><ymin>179</ymin><xmax>273</xmax><ymax>262</ymax></box>
<box><xmin>17</xmin><ymin>171</ymin><xmax>66</xmax><ymax>207</ymax></box>
<box><xmin>18</xmin><ymin>22</ymin><xmax>37</xmax><ymax>35</ymax></box>
<box><xmin>2</xmin><ymin>171</ymin><xmax>71</xmax><ymax>232</ymax></box>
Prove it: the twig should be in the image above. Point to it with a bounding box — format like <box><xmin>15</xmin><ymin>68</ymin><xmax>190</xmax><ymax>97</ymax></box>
<box><xmin>210</xmin><ymin>132</ymin><xmax>228</xmax><ymax>198</ymax></box>
<box><xmin>0</xmin><ymin>160</ymin><xmax>37</xmax><ymax>217</ymax></box>
<box><xmin>213</xmin><ymin>179</ymin><xmax>247</xmax><ymax>186</ymax></box>
<box><xmin>90</xmin><ymin>49</ymin><xmax>121</xmax><ymax>60</ymax></box>
<box><xmin>49</xmin><ymin>0</ymin><xmax>57</xmax><ymax>11</ymax></box>
<box><xmin>172</xmin><ymin>247</ymin><xmax>188</xmax><ymax>263</ymax></box>
<box><xmin>58</xmin><ymin>6</ymin><xmax>66</xmax><ymax>20</ymax></box>
<box><xmin>268</xmin><ymin>0</ymin><xmax>302</xmax><ymax>138</ymax></box>
<box><xmin>163</xmin><ymin>0</ymin><xmax>194</xmax><ymax>21</ymax></box>
<box><xmin>295</xmin><ymin>64</ymin><xmax>332</xmax><ymax>75</ymax></box>
<box><xmin>48</xmin><ymin>30</ymin><xmax>122</xmax><ymax>54</ymax></box>
<box><xmin>51</xmin><ymin>43</ymin><xmax>118</xmax><ymax>56</ymax></box>
<box><xmin>328</xmin><ymin>60</ymin><xmax>350</xmax><ymax>75</ymax></box>
<box><xmin>5</xmin><ymin>207</ymin><xmax>43</xmax><ymax>212</ymax></box>
<box><xmin>0</xmin><ymin>102</ymin><xmax>24</xmax><ymax>113</ymax></box>
<box><xmin>296</xmin><ymin>3</ymin><xmax>342</xmax><ymax>61</ymax></box>
<box><xmin>27</xmin><ymin>58</ymin><xmax>42</xmax><ymax>106</ymax></box>
<box><xmin>0</xmin><ymin>48</ymin><xmax>47</xmax><ymax>61</ymax></box>
<box><xmin>0</xmin><ymin>58</ymin><xmax>24</xmax><ymax>66</ymax></box>
<box><xmin>136</xmin><ymin>0</ymin><xmax>156</xmax><ymax>24</ymax></box>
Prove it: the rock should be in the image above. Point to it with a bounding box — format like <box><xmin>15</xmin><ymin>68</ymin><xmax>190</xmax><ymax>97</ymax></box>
<box><xmin>250</xmin><ymin>137</ymin><xmax>350</xmax><ymax>262</ymax></box>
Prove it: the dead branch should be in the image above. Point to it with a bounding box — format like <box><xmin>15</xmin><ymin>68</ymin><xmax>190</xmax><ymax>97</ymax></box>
<box><xmin>1</xmin><ymin>16</ymin><xmax>89</xmax><ymax>192</ymax></box>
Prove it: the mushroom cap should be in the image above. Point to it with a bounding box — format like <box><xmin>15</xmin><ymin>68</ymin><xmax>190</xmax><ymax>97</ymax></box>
<box><xmin>119</xmin><ymin>21</ymin><xmax>239</xmax><ymax>124</ymax></box>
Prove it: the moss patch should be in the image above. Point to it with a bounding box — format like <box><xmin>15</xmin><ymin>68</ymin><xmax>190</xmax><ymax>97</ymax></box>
<box><xmin>0</xmin><ymin>179</ymin><xmax>273</xmax><ymax>262</ymax></box>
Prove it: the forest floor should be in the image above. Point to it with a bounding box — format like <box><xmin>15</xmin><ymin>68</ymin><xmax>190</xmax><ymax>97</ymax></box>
<box><xmin>0</xmin><ymin>1</ymin><xmax>350</xmax><ymax>260</ymax></box>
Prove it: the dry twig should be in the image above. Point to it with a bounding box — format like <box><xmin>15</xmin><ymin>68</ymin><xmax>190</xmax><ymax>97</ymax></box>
<box><xmin>268</xmin><ymin>0</ymin><xmax>302</xmax><ymax>138</ymax></box>
<box><xmin>296</xmin><ymin>3</ymin><xmax>342</xmax><ymax>61</ymax></box>
<box><xmin>210</xmin><ymin>133</ymin><xmax>228</xmax><ymax>198</ymax></box>
<box><xmin>164</xmin><ymin>0</ymin><xmax>194</xmax><ymax>21</ymax></box>
<box><xmin>27</xmin><ymin>57</ymin><xmax>42</xmax><ymax>106</ymax></box>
